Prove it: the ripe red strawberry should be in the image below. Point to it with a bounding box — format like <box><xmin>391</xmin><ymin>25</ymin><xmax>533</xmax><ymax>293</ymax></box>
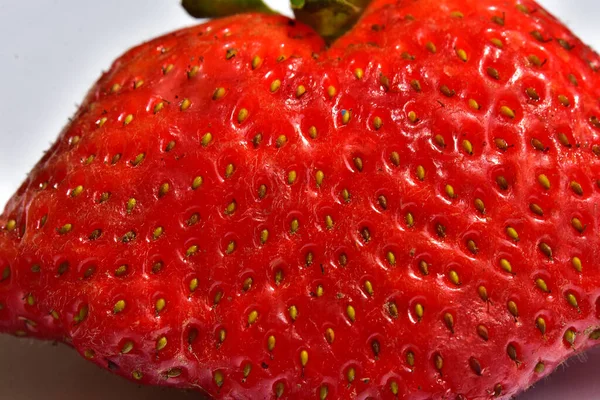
<box><xmin>2</xmin><ymin>0</ymin><xmax>600</xmax><ymax>398</ymax></box>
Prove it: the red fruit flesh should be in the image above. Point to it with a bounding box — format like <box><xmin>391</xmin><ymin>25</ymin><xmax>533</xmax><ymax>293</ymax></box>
<box><xmin>2</xmin><ymin>0</ymin><xmax>600</xmax><ymax>398</ymax></box>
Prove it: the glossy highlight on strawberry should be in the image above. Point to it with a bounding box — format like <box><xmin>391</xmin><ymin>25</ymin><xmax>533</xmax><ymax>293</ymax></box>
<box><xmin>2</xmin><ymin>0</ymin><xmax>600</xmax><ymax>398</ymax></box>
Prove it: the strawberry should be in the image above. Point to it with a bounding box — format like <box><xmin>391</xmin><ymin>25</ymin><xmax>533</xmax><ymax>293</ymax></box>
<box><xmin>2</xmin><ymin>0</ymin><xmax>600</xmax><ymax>398</ymax></box>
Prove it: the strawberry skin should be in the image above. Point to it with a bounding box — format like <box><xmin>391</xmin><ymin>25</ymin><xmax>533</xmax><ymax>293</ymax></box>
<box><xmin>2</xmin><ymin>0</ymin><xmax>600</xmax><ymax>398</ymax></box>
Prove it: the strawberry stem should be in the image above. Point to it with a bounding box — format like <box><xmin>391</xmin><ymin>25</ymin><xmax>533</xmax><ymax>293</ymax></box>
<box><xmin>181</xmin><ymin>0</ymin><xmax>372</xmax><ymax>42</ymax></box>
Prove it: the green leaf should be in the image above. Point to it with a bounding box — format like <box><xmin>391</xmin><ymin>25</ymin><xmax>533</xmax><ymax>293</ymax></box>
<box><xmin>182</xmin><ymin>0</ymin><xmax>274</xmax><ymax>18</ymax></box>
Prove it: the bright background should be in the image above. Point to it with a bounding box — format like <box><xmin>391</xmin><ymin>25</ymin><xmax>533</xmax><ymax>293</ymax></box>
<box><xmin>0</xmin><ymin>1</ymin><xmax>599</xmax><ymax>399</ymax></box>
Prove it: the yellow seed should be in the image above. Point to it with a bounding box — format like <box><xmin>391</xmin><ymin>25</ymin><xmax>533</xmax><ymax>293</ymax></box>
<box><xmin>187</xmin><ymin>65</ymin><xmax>199</xmax><ymax>78</ymax></box>
<box><xmin>84</xmin><ymin>349</ymin><xmax>95</xmax><ymax>358</ymax></box>
<box><xmin>155</xmin><ymin>298</ymin><xmax>166</xmax><ymax>313</ymax></box>
<box><xmin>214</xmin><ymin>291</ymin><xmax>224</xmax><ymax>305</ymax></box>
<box><xmin>70</xmin><ymin>185</ymin><xmax>84</xmax><ymax>197</ymax></box>
<box><xmin>558</xmin><ymin>94</ymin><xmax>570</xmax><ymax>107</ymax></box>
<box><xmin>238</xmin><ymin>108</ymin><xmax>249</xmax><ymax>124</ymax></box>
<box><xmin>434</xmin><ymin>353</ymin><xmax>444</xmax><ymax>371</ymax></box>
<box><xmin>477</xmin><ymin>324</ymin><xmax>489</xmax><ymax>341</ymax></box>
<box><xmin>186</xmin><ymin>245</ymin><xmax>198</xmax><ymax>257</ymax></box>
<box><xmin>434</xmin><ymin>134</ymin><xmax>446</xmax><ymax>148</ymax></box>
<box><xmin>123</xmin><ymin>114</ymin><xmax>133</xmax><ymax>125</ymax></box>
<box><xmin>50</xmin><ymin>310</ymin><xmax>59</xmax><ymax>319</ymax></box>
<box><xmin>530</xmin><ymin>203</ymin><xmax>544</xmax><ymax>216</ymax></box>
<box><xmin>153</xmin><ymin>101</ymin><xmax>164</xmax><ymax>113</ymax></box>
<box><xmin>308</xmin><ymin>125</ymin><xmax>318</xmax><ymax>139</ymax></box>
<box><xmin>248</xmin><ymin>310</ymin><xmax>258</xmax><ymax>325</ymax></box>
<box><xmin>468</xmin><ymin>99</ymin><xmax>480</xmax><ymax>110</ymax></box>
<box><xmin>267</xmin><ymin>335</ymin><xmax>276</xmax><ymax>351</ymax></box>
<box><xmin>319</xmin><ymin>385</ymin><xmax>328</xmax><ymax>400</ymax></box>
<box><xmin>270</xmin><ymin>79</ymin><xmax>281</xmax><ymax>92</ymax></box>
<box><xmin>500</xmin><ymin>106</ymin><xmax>515</xmax><ymax>119</ymax></box>
<box><xmin>386</xmin><ymin>251</ymin><xmax>396</xmax><ymax>266</ymax></box>
<box><xmin>121</xmin><ymin>341</ymin><xmax>134</xmax><ymax>354</ymax></box>
<box><xmin>276</xmin><ymin>135</ymin><xmax>287</xmax><ymax>148</ymax></box>
<box><xmin>288</xmin><ymin>305</ymin><xmax>298</xmax><ymax>321</ymax></box>
<box><xmin>506</xmin><ymin>226</ymin><xmax>519</xmax><ymax>241</ymax></box>
<box><xmin>110</xmin><ymin>83</ymin><xmax>121</xmax><ymax>93</ymax></box>
<box><xmin>214</xmin><ymin>371</ymin><xmax>224</xmax><ymax>387</ymax></box>
<box><xmin>163</xmin><ymin>64</ymin><xmax>174</xmax><ymax>74</ymax></box>
<box><xmin>490</xmin><ymin>38</ymin><xmax>503</xmax><ymax>48</ymax></box>
<box><xmin>535</xmin><ymin>278</ymin><xmax>549</xmax><ymax>293</ymax></box>
<box><xmin>456</xmin><ymin>48</ymin><xmax>468</xmax><ymax>62</ymax></box>
<box><xmin>341</xmin><ymin>188</ymin><xmax>351</xmax><ymax>202</ymax></box>
<box><xmin>354</xmin><ymin>68</ymin><xmax>364</xmax><ymax>79</ymax></box>
<box><xmin>539</xmin><ymin>242</ymin><xmax>553</xmax><ymax>259</ymax></box>
<box><xmin>500</xmin><ymin>258</ymin><xmax>512</xmax><ymax>274</ymax></box>
<box><xmin>158</xmin><ymin>183</ymin><xmax>170</xmax><ymax>198</ymax></box>
<box><xmin>225</xmin><ymin>200</ymin><xmax>237</xmax><ymax>215</ymax></box>
<box><xmin>342</xmin><ymin>110</ymin><xmax>351</xmax><ymax>124</ymax></box>
<box><xmin>566</xmin><ymin>293</ymin><xmax>579</xmax><ymax>309</ymax></box>
<box><xmin>287</xmin><ymin>170</ymin><xmax>297</xmax><ymax>184</ymax></box>
<box><xmin>58</xmin><ymin>224</ymin><xmax>72</xmax><ymax>235</ymax></box>
<box><xmin>180</xmin><ymin>98</ymin><xmax>191</xmax><ymax>111</ymax></box>
<box><xmin>325</xmin><ymin>215</ymin><xmax>334</xmax><ymax>229</ymax></box>
<box><xmin>537</xmin><ymin>174</ymin><xmax>551</xmax><ymax>190</ymax></box>
<box><xmin>316</xmin><ymin>284</ymin><xmax>324</xmax><ymax>297</ymax></box>
<box><xmin>191</xmin><ymin>176</ymin><xmax>203</xmax><ymax>190</ymax></box>
<box><xmin>189</xmin><ymin>278</ymin><xmax>198</xmax><ymax>292</ymax></box>
<box><xmin>536</xmin><ymin>317</ymin><xmax>546</xmax><ymax>334</ymax></box>
<box><xmin>570</xmin><ymin>181</ymin><xmax>583</xmax><ymax>195</ymax></box>
<box><xmin>535</xmin><ymin>362</ymin><xmax>545</xmax><ymax>374</ymax></box>
<box><xmin>445</xmin><ymin>184</ymin><xmax>455</xmax><ymax>199</ymax></box>
<box><xmin>448</xmin><ymin>270</ymin><xmax>460</xmax><ymax>286</ymax></box>
<box><xmin>390</xmin><ymin>381</ymin><xmax>399</xmax><ymax>395</ymax></box>
<box><xmin>451</xmin><ymin>10</ymin><xmax>464</xmax><ymax>18</ymax></box>
<box><xmin>5</xmin><ymin>219</ymin><xmax>16</xmax><ymax>231</ymax></box>
<box><xmin>347</xmin><ymin>367</ymin><xmax>356</xmax><ymax>382</ymax></box>
<box><xmin>564</xmin><ymin>329</ymin><xmax>576</xmax><ymax>346</ymax></box>
<box><xmin>572</xmin><ymin>218</ymin><xmax>584</xmax><ymax>233</ymax></box>
<box><xmin>156</xmin><ymin>336</ymin><xmax>167</xmax><ymax>351</ymax></box>
<box><xmin>373</xmin><ymin>116</ymin><xmax>383</xmax><ymax>130</ymax></box>
<box><xmin>426</xmin><ymin>41</ymin><xmax>437</xmax><ymax>53</ymax></box>
<box><xmin>132</xmin><ymin>370</ymin><xmax>143</xmax><ymax>380</ymax></box>
<box><xmin>290</xmin><ymin>218</ymin><xmax>299</xmax><ymax>234</ymax></box>
<box><xmin>508</xmin><ymin>300</ymin><xmax>519</xmax><ymax>318</ymax></box>
<box><xmin>296</xmin><ymin>85</ymin><xmax>306</xmax><ymax>98</ymax></box>
<box><xmin>249</xmin><ymin>55</ymin><xmax>262</xmax><ymax>69</ymax></box>
<box><xmin>327</xmin><ymin>85</ymin><xmax>336</xmax><ymax>98</ymax></box>
<box><xmin>462</xmin><ymin>140</ymin><xmax>473</xmax><ymax>154</ymax></box>
<box><xmin>408</xmin><ymin>110</ymin><xmax>418</xmax><ymax>123</ymax></box>
<box><xmin>572</xmin><ymin>256</ymin><xmax>582</xmax><ymax>272</ymax></box>
<box><xmin>325</xmin><ymin>328</ymin><xmax>335</xmax><ymax>344</ymax></box>
<box><xmin>213</xmin><ymin>87</ymin><xmax>226</xmax><ymax>100</ymax></box>
<box><xmin>26</xmin><ymin>294</ymin><xmax>35</xmax><ymax>306</ymax></box>
<box><xmin>300</xmin><ymin>350</ymin><xmax>309</xmax><ymax>367</ymax></box>
<box><xmin>416</xmin><ymin>165</ymin><xmax>425</xmax><ymax>181</ymax></box>
<box><xmin>418</xmin><ymin>260</ymin><xmax>429</xmax><ymax>275</ymax></box>
<box><xmin>364</xmin><ymin>280</ymin><xmax>374</xmax><ymax>296</ymax></box>
<box><xmin>113</xmin><ymin>300</ymin><xmax>126</xmax><ymax>314</ymax></box>
<box><xmin>218</xmin><ymin>329</ymin><xmax>226</xmax><ymax>343</ymax></box>
<box><xmin>115</xmin><ymin>265</ymin><xmax>127</xmax><ymax>276</ymax></box>
<box><xmin>151</xmin><ymin>226</ymin><xmax>164</xmax><ymax>240</ymax></box>
<box><xmin>478</xmin><ymin>285</ymin><xmax>489</xmax><ymax>302</ymax></box>
<box><xmin>315</xmin><ymin>170</ymin><xmax>324</xmax><ymax>187</ymax></box>
<box><xmin>387</xmin><ymin>301</ymin><xmax>399</xmax><ymax>319</ymax></box>
<box><xmin>415</xmin><ymin>303</ymin><xmax>424</xmax><ymax>321</ymax></box>
<box><xmin>474</xmin><ymin>198</ymin><xmax>485</xmax><ymax>214</ymax></box>
<box><xmin>131</xmin><ymin>153</ymin><xmax>145</xmax><ymax>166</ymax></box>
<box><xmin>346</xmin><ymin>305</ymin><xmax>356</xmax><ymax>322</ymax></box>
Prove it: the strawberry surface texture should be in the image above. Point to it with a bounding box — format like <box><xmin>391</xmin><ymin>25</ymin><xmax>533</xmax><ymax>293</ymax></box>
<box><xmin>2</xmin><ymin>0</ymin><xmax>600</xmax><ymax>398</ymax></box>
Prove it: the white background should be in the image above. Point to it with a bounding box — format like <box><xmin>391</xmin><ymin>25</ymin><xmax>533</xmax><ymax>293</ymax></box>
<box><xmin>0</xmin><ymin>1</ymin><xmax>600</xmax><ymax>399</ymax></box>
